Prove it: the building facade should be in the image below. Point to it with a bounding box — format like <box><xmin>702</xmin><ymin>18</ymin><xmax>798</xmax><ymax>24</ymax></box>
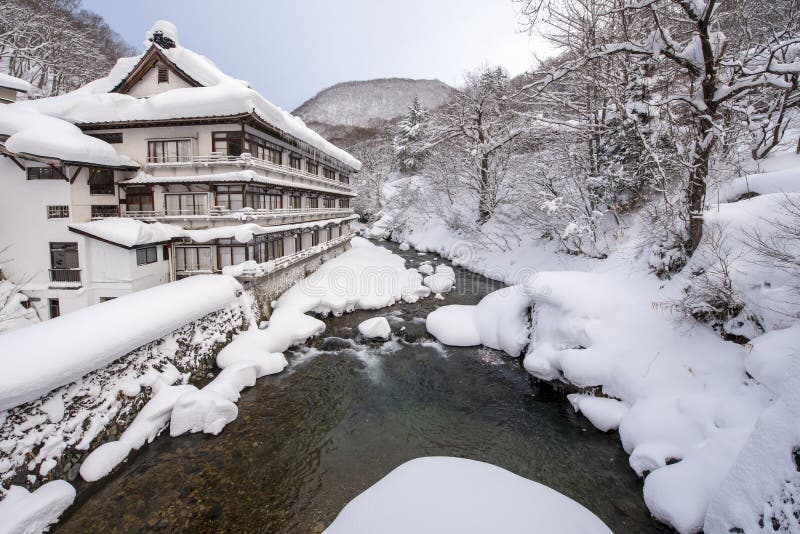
<box><xmin>0</xmin><ymin>22</ymin><xmax>359</xmax><ymax>321</ymax></box>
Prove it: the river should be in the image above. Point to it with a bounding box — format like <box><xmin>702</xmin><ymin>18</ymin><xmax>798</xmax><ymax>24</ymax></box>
<box><xmin>57</xmin><ymin>240</ymin><xmax>669</xmax><ymax>533</ymax></box>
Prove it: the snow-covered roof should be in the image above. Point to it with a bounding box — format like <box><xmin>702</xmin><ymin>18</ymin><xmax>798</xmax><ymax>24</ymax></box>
<box><xmin>69</xmin><ymin>218</ymin><xmax>185</xmax><ymax>248</ymax></box>
<box><xmin>0</xmin><ymin>73</ymin><xmax>33</xmax><ymax>93</ymax></box>
<box><xmin>68</xmin><ymin>215</ymin><xmax>359</xmax><ymax>247</ymax></box>
<box><xmin>123</xmin><ymin>169</ymin><xmax>356</xmax><ymax>196</ymax></box>
<box><xmin>0</xmin><ymin>275</ymin><xmax>243</xmax><ymax>412</ymax></box>
<box><xmin>8</xmin><ymin>21</ymin><xmax>361</xmax><ymax>171</ymax></box>
<box><xmin>0</xmin><ymin>109</ymin><xmax>138</xmax><ymax>169</ymax></box>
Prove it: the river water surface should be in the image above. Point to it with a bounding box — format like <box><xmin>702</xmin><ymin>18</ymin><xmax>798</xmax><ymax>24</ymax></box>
<box><xmin>57</xmin><ymin>240</ymin><xmax>668</xmax><ymax>533</ymax></box>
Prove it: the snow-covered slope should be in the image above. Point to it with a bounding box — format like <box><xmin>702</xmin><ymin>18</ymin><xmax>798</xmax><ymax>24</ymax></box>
<box><xmin>293</xmin><ymin>78</ymin><xmax>455</xmax><ymax>144</ymax></box>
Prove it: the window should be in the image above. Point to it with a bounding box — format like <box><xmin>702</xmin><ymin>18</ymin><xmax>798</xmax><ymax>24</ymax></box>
<box><xmin>244</xmin><ymin>133</ymin><xmax>282</xmax><ymax>164</ymax></box>
<box><xmin>50</xmin><ymin>242</ymin><xmax>79</xmax><ymax>270</ymax></box>
<box><xmin>126</xmin><ymin>190</ymin><xmax>154</xmax><ymax>213</ymax></box>
<box><xmin>339</xmin><ymin>174</ymin><xmax>350</xmax><ymax>184</ymax></box>
<box><xmin>266</xmin><ymin>193</ymin><xmax>282</xmax><ymax>210</ymax></box>
<box><xmin>289</xmin><ymin>195</ymin><xmax>301</xmax><ymax>209</ymax></box>
<box><xmin>88</xmin><ymin>132</ymin><xmax>123</xmax><ymax>144</ymax></box>
<box><xmin>162</xmin><ymin>245</ymin><xmax>170</xmax><ymax>261</ymax></box>
<box><xmin>27</xmin><ymin>167</ymin><xmax>62</xmax><ymax>180</ymax></box>
<box><xmin>218</xmin><ymin>241</ymin><xmax>247</xmax><ymax>268</ymax></box>
<box><xmin>89</xmin><ymin>169</ymin><xmax>114</xmax><ymax>195</ymax></box>
<box><xmin>158</xmin><ymin>65</ymin><xmax>169</xmax><ymax>83</ymax></box>
<box><xmin>148</xmin><ymin>139</ymin><xmax>192</xmax><ymax>163</ymax></box>
<box><xmin>136</xmin><ymin>246</ymin><xmax>158</xmax><ymax>266</ymax></box>
<box><xmin>47</xmin><ymin>205</ymin><xmax>69</xmax><ymax>219</ymax></box>
<box><xmin>175</xmin><ymin>246</ymin><xmax>213</xmax><ymax>272</ymax></box>
<box><xmin>323</xmin><ymin>197</ymin><xmax>336</xmax><ymax>209</ymax></box>
<box><xmin>306</xmin><ymin>160</ymin><xmax>318</xmax><ymax>174</ymax></box>
<box><xmin>216</xmin><ymin>185</ymin><xmax>244</xmax><ymax>211</ymax></box>
<box><xmin>323</xmin><ymin>167</ymin><xmax>335</xmax><ymax>180</ymax></box>
<box><xmin>327</xmin><ymin>227</ymin><xmax>333</xmax><ymax>241</ymax></box>
<box><xmin>307</xmin><ymin>196</ymin><xmax>318</xmax><ymax>209</ymax></box>
<box><xmin>48</xmin><ymin>298</ymin><xmax>60</xmax><ymax>319</ymax></box>
<box><xmin>289</xmin><ymin>154</ymin><xmax>302</xmax><ymax>170</ymax></box>
<box><xmin>339</xmin><ymin>198</ymin><xmax>350</xmax><ymax>209</ymax></box>
<box><xmin>311</xmin><ymin>231</ymin><xmax>319</xmax><ymax>246</ymax></box>
<box><xmin>294</xmin><ymin>233</ymin><xmax>302</xmax><ymax>252</ymax></box>
<box><xmin>267</xmin><ymin>239</ymin><xmax>284</xmax><ymax>260</ymax></box>
<box><xmin>91</xmin><ymin>205</ymin><xmax>118</xmax><ymax>218</ymax></box>
<box><xmin>165</xmin><ymin>193</ymin><xmax>209</xmax><ymax>215</ymax></box>
<box><xmin>212</xmin><ymin>132</ymin><xmax>242</xmax><ymax>157</ymax></box>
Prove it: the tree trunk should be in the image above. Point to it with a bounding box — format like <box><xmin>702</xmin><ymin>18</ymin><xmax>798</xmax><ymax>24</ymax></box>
<box><xmin>478</xmin><ymin>152</ymin><xmax>492</xmax><ymax>223</ymax></box>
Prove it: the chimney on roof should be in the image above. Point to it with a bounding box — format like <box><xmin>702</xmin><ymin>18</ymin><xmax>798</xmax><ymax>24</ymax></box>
<box><xmin>150</xmin><ymin>30</ymin><xmax>176</xmax><ymax>49</ymax></box>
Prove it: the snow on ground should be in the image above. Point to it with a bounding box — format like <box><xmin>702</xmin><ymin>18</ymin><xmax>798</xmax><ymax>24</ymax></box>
<box><xmin>0</xmin><ymin>275</ymin><xmax>244</xmax><ymax>412</ymax></box>
<box><xmin>0</xmin><ymin>480</ymin><xmax>74</xmax><ymax>534</ymax></box>
<box><xmin>217</xmin><ymin>237</ymin><xmax>429</xmax><ymax>362</ymax></box>
<box><xmin>324</xmin><ymin>457</ymin><xmax>612</xmax><ymax>534</ymax></box>
<box><xmin>409</xmin><ymin>158</ymin><xmax>800</xmax><ymax>532</ymax></box>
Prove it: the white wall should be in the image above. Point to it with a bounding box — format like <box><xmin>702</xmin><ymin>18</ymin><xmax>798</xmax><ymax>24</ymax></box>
<box><xmin>126</xmin><ymin>61</ymin><xmax>193</xmax><ymax>98</ymax></box>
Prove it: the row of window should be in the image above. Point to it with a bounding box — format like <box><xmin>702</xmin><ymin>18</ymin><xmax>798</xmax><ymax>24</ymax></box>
<box><xmin>29</xmin><ymin>167</ymin><xmax>115</xmax><ymax>195</ymax></box>
<box><xmin>147</xmin><ymin>133</ymin><xmax>350</xmax><ymax>182</ymax></box>
<box><xmin>176</xmin><ymin>225</ymin><xmax>347</xmax><ymax>273</ymax></box>
<box><xmin>47</xmin><ymin>205</ymin><xmax>120</xmax><ymax>219</ymax></box>
<box><xmin>124</xmin><ymin>188</ymin><xmax>350</xmax><ymax>214</ymax></box>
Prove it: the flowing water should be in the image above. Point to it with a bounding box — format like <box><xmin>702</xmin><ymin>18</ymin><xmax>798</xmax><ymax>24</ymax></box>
<box><xmin>57</xmin><ymin>241</ymin><xmax>669</xmax><ymax>533</ymax></box>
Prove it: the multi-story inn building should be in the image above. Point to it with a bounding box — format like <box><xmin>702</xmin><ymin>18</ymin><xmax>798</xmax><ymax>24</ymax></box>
<box><xmin>0</xmin><ymin>21</ymin><xmax>359</xmax><ymax>321</ymax></box>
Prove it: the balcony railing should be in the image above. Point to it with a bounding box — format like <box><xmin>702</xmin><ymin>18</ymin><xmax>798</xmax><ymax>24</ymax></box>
<box><xmin>116</xmin><ymin>207</ymin><xmax>354</xmax><ymax>222</ymax></box>
<box><xmin>49</xmin><ymin>268</ymin><xmax>81</xmax><ymax>287</ymax></box>
<box><xmin>146</xmin><ymin>153</ymin><xmax>353</xmax><ymax>193</ymax></box>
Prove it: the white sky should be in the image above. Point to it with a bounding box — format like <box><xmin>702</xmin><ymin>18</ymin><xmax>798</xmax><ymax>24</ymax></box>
<box><xmin>81</xmin><ymin>0</ymin><xmax>551</xmax><ymax>111</ymax></box>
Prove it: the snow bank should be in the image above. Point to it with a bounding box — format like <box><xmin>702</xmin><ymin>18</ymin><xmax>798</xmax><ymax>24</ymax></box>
<box><xmin>0</xmin><ymin>109</ymin><xmax>136</xmax><ymax>168</ymax></box>
<box><xmin>219</xmin><ymin>237</ymin><xmax>429</xmax><ymax>361</ymax></box>
<box><xmin>358</xmin><ymin>317</ymin><xmax>391</xmax><ymax>340</ymax></box>
<box><xmin>0</xmin><ymin>280</ymin><xmax>39</xmax><ymax>334</ymax></box>
<box><xmin>0</xmin><ymin>480</ymin><xmax>75</xmax><ymax>534</ymax></box>
<box><xmin>0</xmin><ymin>275</ymin><xmax>243</xmax><ymax>411</ymax></box>
<box><xmin>324</xmin><ymin>457</ymin><xmax>612</xmax><ymax>534</ymax></box>
<box><xmin>567</xmin><ymin>394</ymin><xmax>628</xmax><ymax>432</ymax></box>
<box><xmin>426</xmin><ymin>285</ymin><xmax>531</xmax><ymax>357</ymax></box>
<box><xmin>716</xmin><ymin>166</ymin><xmax>800</xmax><ymax>202</ymax></box>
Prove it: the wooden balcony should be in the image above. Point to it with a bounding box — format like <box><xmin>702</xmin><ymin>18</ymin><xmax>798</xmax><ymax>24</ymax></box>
<box><xmin>49</xmin><ymin>268</ymin><xmax>82</xmax><ymax>288</ymax></box>
<box><xmin>145</xmin><ymin>153</ymin><xmax>353</xmax><ymax>194</ymax></box>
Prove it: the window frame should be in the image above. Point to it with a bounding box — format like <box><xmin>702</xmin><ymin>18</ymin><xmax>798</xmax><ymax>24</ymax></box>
<box><xmin>27</xmin><ymin>167</ymin><xmax>62</xmax><ymax>180</ymax></box>
<box><xmin>147</xmin><ymin>139</ymin><xmax>193</xmax><ymax>163</ymax></box>
<box><xmin>89</xmin><ymin>168</ymin><xmax>115</xmax><ymax>195</ymax></box>
<box><xmin>136</xmin><ymin>246</ymin><xmax>158</xmax><ymax>266</ymax></box>
<box><xmin>47</xmin><ymin>205</ymin><xmax>70</xmax><ymax>219</ymax></box>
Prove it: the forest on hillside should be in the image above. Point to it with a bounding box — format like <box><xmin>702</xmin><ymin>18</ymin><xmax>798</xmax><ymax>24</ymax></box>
<box><xmin>0</xmin><ymin>0</ymin><xmax>133</xmax><ymax>97</ymax></box>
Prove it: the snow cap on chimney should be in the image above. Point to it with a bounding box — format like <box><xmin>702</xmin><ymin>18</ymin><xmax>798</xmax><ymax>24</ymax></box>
<box><xmin>145</xmin><ymin>20</ymin><xmax>178</xmax><ymax>49</ymax></box>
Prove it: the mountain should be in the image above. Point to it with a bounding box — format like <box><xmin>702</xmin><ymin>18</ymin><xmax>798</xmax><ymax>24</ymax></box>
<box><xmin>293</xmin><ymin>78</ymin><xmax>456</xmax><ymax>147</ymax></box>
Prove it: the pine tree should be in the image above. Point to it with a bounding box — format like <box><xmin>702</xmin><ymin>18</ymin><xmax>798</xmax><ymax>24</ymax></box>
<box><xmin>393</xmin><ymin>97</ymin><xmax>428</xmax><ymax>174</ymax></box>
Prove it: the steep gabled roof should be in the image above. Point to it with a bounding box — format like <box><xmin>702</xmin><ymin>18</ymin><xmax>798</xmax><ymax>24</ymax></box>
<box><xmin>110</xmin><ymin>45</ymin><xmax>203</xmax><ymax>94</ymax></box>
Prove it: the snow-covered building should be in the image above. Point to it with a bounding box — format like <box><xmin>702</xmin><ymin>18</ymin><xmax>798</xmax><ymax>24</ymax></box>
<box><xmin>0</xmin><ymin>21</ymin><xmax>359</xmax><ymax>320</ymax></box>
<box><xmin>0</xmin><ymin>73</ymin><xmax>32</xmax><ymax>104</ymax></box>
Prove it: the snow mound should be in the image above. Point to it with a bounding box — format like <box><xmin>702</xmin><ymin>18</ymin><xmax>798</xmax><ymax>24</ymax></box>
<box><xmin>358</xmin><ymin>317</ymin><xmax>391</xmax><ymax>340</ymax></box>
<box><xmin>567</xmin><ymin>394</ymin><xmax>628</xmax><ymax>432</ymax></box>
<box><xmin>69</xmin><ymin>218</ymin><xmax>185</xmax><ymax>248</ymax></box>
<box><xmin>0</xmin><ymin>481</ymin><xmax>75</xmax><ymax>534</ymax></box>
<box><xmin>324</xmin><ymin>457</ymin><xmax>612</xmax><ymax>534</ymax></box>
<box><xmin>426</xmin><ymin>285</ymin><xmax>531</xmax><ymax>357</ymax></box>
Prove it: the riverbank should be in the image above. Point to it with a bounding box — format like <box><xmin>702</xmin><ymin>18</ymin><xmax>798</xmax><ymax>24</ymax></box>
<box><xmin>55</xmin><ymin>239</ymin><xmax>667</xmax><ymax>533</ymax></box>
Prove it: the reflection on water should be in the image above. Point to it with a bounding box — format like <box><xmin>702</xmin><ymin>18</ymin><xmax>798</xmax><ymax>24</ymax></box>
<box><xmin>57</xmin><ymin>241</ymin><xmax>668</xmax><ymax>533</ymax></box>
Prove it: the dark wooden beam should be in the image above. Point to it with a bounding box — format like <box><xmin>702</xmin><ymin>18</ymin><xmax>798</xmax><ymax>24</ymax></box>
<box><xmin>70</xmin><ymin>166</ymin><xmax>84</xmax><ymax>184</ymax></box>
<box><xmin>2</xmin><ymin>153</ymin><xmax>25</xmax><ymax>171</ymax></box>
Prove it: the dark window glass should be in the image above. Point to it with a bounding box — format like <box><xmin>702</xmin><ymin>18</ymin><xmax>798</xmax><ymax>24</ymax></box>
<box><xmin>162</xmin><ymin>245</ymin><xmax>170</xmax><ymax>261</ymax></box>
<box><xmin>47</xmin><ymin>205</ymin><xmax>70</xmax><ymax>219</ymax></box>
<box><xmin>89</xmin><ymin>169</ymin><xmax>115</xmax><ymax>195</ymax></box>
<box><xmin>49</xmin><ymin>242</ymin><xmax>79</xmax><ymax>269</ymax></box>
<box><xmin>323</xmin><ymin>167</ymin><xmax>335</xmax><ymax>180</ymax></box>
<box><xmin>294</xmin><ymin>234</ymin><xmax>302</xmax><ymax>252</ymax></box>
<box><xmin>306</xmin><ymin>160</ymin><xmax>318</xmax><ymax>174</ymax></box>
<box><xmin>48</xmin><ymin>298</ymin><xmax>60</xmax><ymax>319</ymax></box>
<box><xmin>27</xmin><ymin>167</ymin><xmax>61</xmax><ymax>180</ymax></box>
<box><xmin>136</xmin><ymin>246</ymin><xmax>158</xmax><ymax>265</ymax></box>
<box><xmin>212</xmin><ymin>132</ymin><xmax>242</xmax><ymax>157</ymax></box>
<box><xmin>126</xmin><ymin>190</ymin><xmax>154</xmax><ymax>212</ymax></box>
<box><xmin>289</xmin><ymin>154</ymin><xmax>302</xmax><ymax>170</ymax></box>
<box><xmin>91</xmin><ymin>205</ymin><xmax>119</xmax><ymax>218</ymax></box>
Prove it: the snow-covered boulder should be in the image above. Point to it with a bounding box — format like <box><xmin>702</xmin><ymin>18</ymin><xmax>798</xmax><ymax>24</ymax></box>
<box><xmin>567</xmin><ymin>394</ymin><xmax>628</xmax><ymax>432</ymax></box>
<box><xmin>324</xmin><ymin>457</ymin><xmax>612</xmax><ymax>534</ymax></box>
<box><xmin>398</xmin><ymin>242</ymin><xmax>410</xmax><ymax>251</ymax></box>
<box><xmin>0</xmin><ymin>481</ymin><xmax>75</xmax><ymax>534</ymax></box>
<box><xmin>170</xmin><ymin>389</ymin><xmax>238</xmax><ymax>436</ymax></box>
<box><xmin>358</xmin><ymin>317</ymin><xmax>391</xmax><ymax>340</ymax></box>
<box><xmin>426</xmin><ymin>285</ymin><xmax>531</xmax><ymax>357</ymax></box>
<box><xmin>418</xmin><ymin>263</ymin><xmax>435</xmax><ymax>275</ymax></box>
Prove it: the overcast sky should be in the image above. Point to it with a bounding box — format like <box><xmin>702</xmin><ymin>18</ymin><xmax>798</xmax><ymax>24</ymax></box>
<box><xmin>81</xmin><ymin>0</ymin><xmax>548</xmax><ymax>111</ymax></box>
